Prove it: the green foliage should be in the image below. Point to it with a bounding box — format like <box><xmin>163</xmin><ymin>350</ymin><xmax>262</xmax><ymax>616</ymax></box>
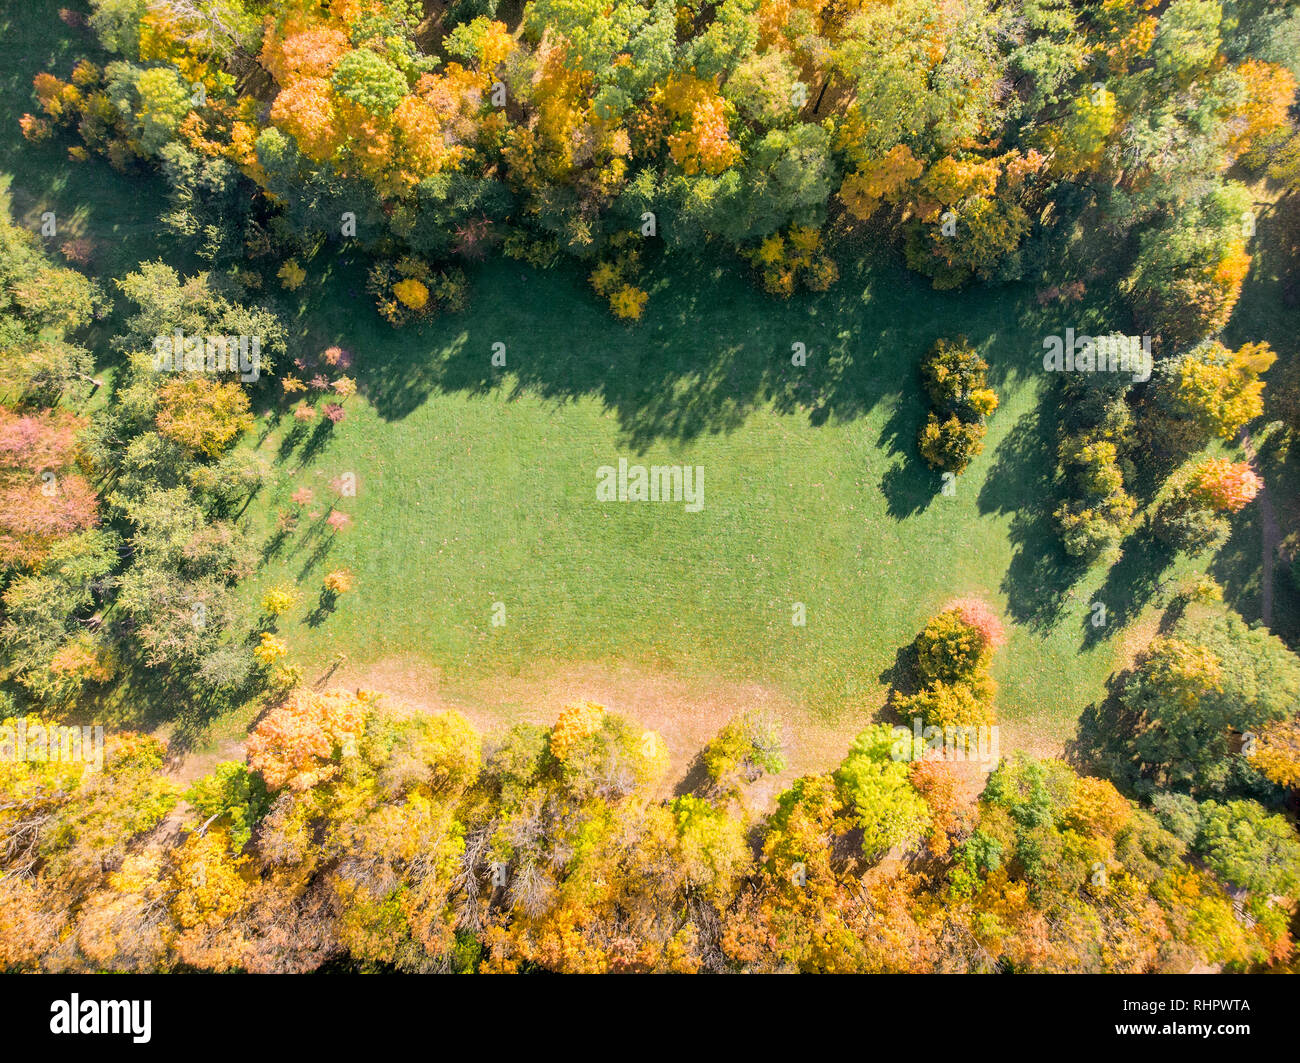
<box><xmin>1195</xmin><ymin>799</ymin><xmax>1300</xmax><ymax>933</ymax></box>
<box><xmin>702</xmin><ymin>709</ymin><xmax>785</xmax><ymax>796</ymax></box>
<box><xmin>0</xmin><ymin>183</ymin><xmax>100</xmax><ymax>404</ymax></box>
<box><xmin>185</xmin><ymin>762</ymin><xmax>271</xmax><ymax>851</ymax></box>
<box><xmin>1052</xmin><ymin>374</ymin><xmax>1138</xmax><ymax>565</ymax></box>
<box><xmin>1126</xmin><ymin>181</ymin><xmax>1253</xmax><ymax>347</ymax></box>
<box><xmin>331</xmin><ymin>49</ymin><xmax>410</xmax><ymax>117</ymax></box>
<box><xmin>832</xmin><ymin>724</ymin><xmax>931</xmax><ymax>859</ymax></box>
<box><xmin>1123</xmin><ymin>614</ymin><xmax>1300</xmax><ymax>796</ymax></box>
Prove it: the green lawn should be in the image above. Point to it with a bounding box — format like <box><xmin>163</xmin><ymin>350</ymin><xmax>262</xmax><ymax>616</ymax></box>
<box><xmin>242</xmin><ymin>246</ymin><xmax>1146</xmax><ymax>737</ymax></box>
<box><xmin>4</xmin><ymin>0</ymin><xmax>1275</xmax><ymax>752</ymax></box>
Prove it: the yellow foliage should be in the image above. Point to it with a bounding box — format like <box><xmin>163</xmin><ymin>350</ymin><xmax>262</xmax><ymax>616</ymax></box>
<box><xmin>839</xmin><ymin>145</ymin><xmax>923</xmax><ymax>220</ymax></box>
<box><xmin>1248</xmin><ymin>718</ymin><xmax>1300</xmax><ymax>789</ymax></box>
<box><xmin>393</xmin><ymin>277</ymin><xmax>430</xmax><ymax>310</ymax></box>
<box><xmin>1064</xmin><ymin>777</ymin><xmax>1132</xmax><ymax>838</ymax></box>
<box><xmin>168</xmin><ymin>832</ymin><xmax>252</xmax><ymax>931</ymax></box>
<box><xmin>269</xmin><ymin>77</ymin><xmax>342</xmax><ymax>162</ymax></box>
<box><xmin>324</xmin><ymin>568</ymin><xmax>355</xmax><ymax>594</ymax></box>
<box><xmin>609</xmin><ymin>284</ymin><xmax>648</xmax><ymax>320</ymax></box>
<box><xmin>278</xmin><ymin>258</ymin><xmax>307</xmax><ymax>290</ymax></box>
<box><xmin>261</xmin><ymin>584</ymin><xmax>300</xmax><ymax>617</ymax></box>
<box><xmin>246</xmin><ymin>688</ymin><xmax>370</xmax><ymax>791</ymax></box>
<box><xmin>550</xmin><ymin>701</ymin><xmax>606</xmax><ymax>762</ymax></box>
<box><xmin>254</xmin><ymin>632</ymin><xmax>287</xmax><ymax>667</ymax></box>
<box><xmin>1232</xmin><ymin>60</ymin><xmax>1297</xmax><ymax>162</ymax></box>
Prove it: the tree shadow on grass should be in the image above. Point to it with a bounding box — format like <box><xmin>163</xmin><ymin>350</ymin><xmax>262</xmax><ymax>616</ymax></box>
<box><xmin>880</xmin><ymin>457</ymin><xmax>938</xmax><ymax>520</ymax></box>
<box><xmin>295</xmin><ymin>416</ymin><xmax>336</xmax><ymax>469</ymax></box>
<box><xmin>72</xmin><ymin>639</ymin><xmax>264</xmax><ymax>757</ymax></box>
<box><xmin>277</xmin><ymin>422</ymin><xmax>308</xmax><ymax>462</ymax></box>
<box><xmin>1064</xmin><ymin>670</ymin><xmax>1144</xmax><ymax>795</ymax></box>
<box><xmin>1210</xmin><ymin>508</ymin><xmax>1264</xmax><ymax>622</ymax></box>
<box><xmin>877</xmin><ymin>380</ymin><xmax>937</xmax><ymax>519</ymax></box>
<box><xmin>977</xmin><ymin>402</ymin><xmax>1087</xmax><ymax>632</ymax></box>
<box><xmin>1080</xmin><ymin>524</ymin><xmax>1179</xmax><ymax>649</ymax></box>
<box><xmin>304</xmin><ymin>586</ymin><xmax>340</xmax><ymax>628</ymax></box>
<box><xmin>295</xmin><ymin>529</ymin><xmax>336</xmax><ymax>582</ymax></box>
<box><xmin>259</xmin><ymin>524</ymin><xmax>292</xmax><ymax>567</ymax></box>
<box><xmin>875</xmin><ymin>641</ymin><xmax>921</xmax><ymax>727</ymax></box>
<box><xmin>301</xmin><ymin>243</ymin><xmax>1057</xmax><ymax>455</ymax></box>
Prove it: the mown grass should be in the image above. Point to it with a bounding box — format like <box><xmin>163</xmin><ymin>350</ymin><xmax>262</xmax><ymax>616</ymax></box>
<box><xmin>241</xmin><ymin>245</ymin><xmax>1148</xmax><ymax>735</ymax></box>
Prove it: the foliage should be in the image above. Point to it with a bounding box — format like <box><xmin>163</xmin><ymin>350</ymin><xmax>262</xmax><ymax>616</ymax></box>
<box><xmin>916</xmin><ymin>337</ymin><xmax>996</xmax><ymax>475</ymax></box>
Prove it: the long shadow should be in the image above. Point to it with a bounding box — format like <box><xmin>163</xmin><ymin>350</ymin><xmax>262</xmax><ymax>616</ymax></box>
<box><xmin>880</xmin><ymin>457</ymin><xmax>937</xmax><ymax>520</ymax></box>
<box><xmin>977</xmin><ymin>399</ymin><xmax>1087</xmax><ymax>631</ymax></box>
<box><xmin>1211</xmin><ymin>426</ymin><xmax>1300</xmax><ymax>640</ymax></box>
<box><xmin>878</xmin><ymin>383</ymin><xmax>935</xmax><ymax>519</ymax></box>
<box><xmin>1064</xmin><ymin>671</ymin><xmax>1146</xmax><ymax>796</ymax></box>
<box><xmin>875</xmin><ymin>641</ymin><xmax>921</xmax><ymax>727</ymax></box>
<box><xmin>304</xmin><ymin>587</ymin><xmax>340</xmax><ymax>628</ymax></box>
<box><xmin>71</xmin><ymin>635</ymin><xmax>265</xmax><ymax>756</ymax></box>
<box><xmin>295</xmin><ymin>530</ymin><xmax>337</xmax><ymax>582</ymax></box>
<box><xmin>1210</xmin><ymin>503</ymin><xmax>1265</xmax><ymax>624</ymax></box>
<box><xmin>672</xmin><ymin>750</ymin><xmax>713</xmax><ymax>798</ymax></box>
<box><xmin>297</xmin><ymin>237</ymin><xmax>1071</xmax><ymax>456</ymax></box>
<box><xmin>295</xmin><ymin>417</ymin><xmax>336</xmax><ymax>469</ymax></box>
<box><xmin>1081</xmin><ymin>523</ymin><xmax>1178</xmax><ymax>648</ymax></box>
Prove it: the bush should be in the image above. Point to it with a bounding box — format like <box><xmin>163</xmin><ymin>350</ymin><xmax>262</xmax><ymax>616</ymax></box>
<box><xmin>918</xmin><ymin>414</ymin><xmax>987</xmax><ymax>473</ymax></box>
<box><xmin>1191</xmin><ymin>458</ymin><xmax>1262</xmax><ymax>513</ymax></box>
<box><xmin>702</xmin><ymin>710</ymin><xmax>785</xmax><ymax>794</ymax></box>
<box><xmin>1151</xmin><ymin>498</ymin><xmax>1231</xmax><ymax>556</ymax></box>
<box><xmin>916</xmin><ymin>338</ymin><xmax>996</xmax><ymax>474</ymax></box>
<box><xmin>915</xmin><ymin>610</ymin><xmax>992</xmax><ymax>685</ymax></box>
<box><xmin>895</xmin><ymin>678</ymin><xmax>996</xmax><ymax>730</ymax></box>
<box><xmin>895</xmin><ymin>607</ymin><xmax>1005</xmax><ymax>732</ymax></box>
<box><xmin>920</xmin><ymin>337</ymin><xmax>993</xmax><ymax>413</ymax></box>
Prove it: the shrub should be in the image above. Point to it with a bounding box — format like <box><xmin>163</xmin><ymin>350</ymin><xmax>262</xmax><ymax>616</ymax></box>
<box><xmin>1191</xmin><ymin>458</ymin><xmax>1262</xmax><ymax>513</ymax></box>
<box><xmin>945</xmin><ymin>597</ymin><xmax>1007</xmax><ymax>651</ymax></box>
<box><xmin>261</xmin><ymin>584</ymin><xmax>299</xmax><ymax>617</ymax></box>
<box><xmin>915</xmin><ymin>610</ymin><xmax>991</xmax><ymax>685</ymax></box>
<box><xmin>278</xmin><ymin>259</ymin><xmax>306</xmax><ymax>290</ymax></box>
<box><xmin>323</xmin><ymin>569</ymin><xmax>355</xmax><ymax>595</ymax></box>
<box><xmin>916</xmin><ymin>338</ymin><xmax>996</xmax><ymax>474</ymax></box>
<box><xmin>254</xmin><ymin>632</ymin><xmax>287</xmax><ymax>667</ymax></box>
<box><xmin>393</xmin><ymin>277</ymin><xmax>429</xmax><ymax>310</ymax></box>
<box><xmin>895</xmin><ymin>606</ymin><xmax>1005</xmax><ymax>734</ymax></box>
<box><xmin>918</xmin><ymin>414</ymin><xmax>987</xmax><ymax>473</ymax></box>
<box><xmin>895</xmin><ymin>678</ymin><xmax>996</xmax><ymax>730</ymax></box>
<box><xmin>1054</xmin><ymin>493</ymin><xmax>1135</xmax><ymax>565</ymax></box>
<box><xmin>610</xmin><ymin>284</ymin><xmax>648</xmax><ymax>320</ymax></box>
<box><xmin>702</xmin><ymin>710</ymin><xmax>785</xmax><ymax>793</ymax></box>
<box><xmin>1151</xmin><ymin>498</ymin><xmax>1230</xmax><ymax>556</ymax></box>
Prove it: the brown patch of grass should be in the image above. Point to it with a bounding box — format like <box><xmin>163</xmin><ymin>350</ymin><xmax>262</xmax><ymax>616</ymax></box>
<box><xmin>337</xmin><ymin>655</ymin><xmax>862</xmax><ymax>811</ymax></box>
